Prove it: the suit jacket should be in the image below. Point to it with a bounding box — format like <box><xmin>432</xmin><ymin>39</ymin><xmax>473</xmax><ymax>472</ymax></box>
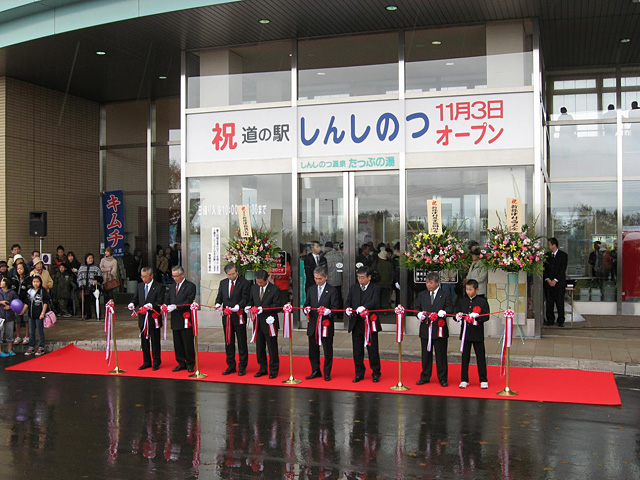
<box><xmin>544</xmin><ymin>250</ymin><xmax>568</xmax><ymax>286</ymax></box>
<box><xmin>132</xmin><ymin>279</ymin><xmax>165</xmax><ymax>329</ymax></box>
<box><xmin>345</xmin><ymin>282</ymin><xmax>382</xmax><ymax>333</ymax></box>
<box><xmin>168</xmin><ymin>279</ymin><xmax>197</xmax><ymax>330</ymax></box>
<box><xmin>304</xmin><ymin>253</ymin><xmax>327</xmax><ymax>288</ymax></box>
<box><xmin>415</xmin><ymin>287</ymin><xmax>454</xmax><ymax>339</ymax></box>
<box><xmin>454</xmin><ymin>294</ymin><xmax>490</xmax><ymax>342</ymax></box>
<box><xmin>215</xmin><ymin>276</ymin><xmax>251</xmax><ymax>326</ymax></box>
<box><xmin>248</xmin><ymin>282</ymin><xmax>283</xmax><ymax>331</ymax></box>
<box><xmin>303</xmin><ymin>283</ymin><xmax>340</xmax><ymax>337</ymax></box>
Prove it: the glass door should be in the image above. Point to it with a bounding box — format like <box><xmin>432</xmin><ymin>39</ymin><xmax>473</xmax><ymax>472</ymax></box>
<box><xmin>298</xmin><ymin>171</ymin><xmax>399</xmax><ymax>327</ymax></box>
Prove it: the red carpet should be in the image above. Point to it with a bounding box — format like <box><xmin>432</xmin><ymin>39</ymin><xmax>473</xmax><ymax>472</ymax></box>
<box><xmin>7</xmin><ymin>344</ymin><xmax>621</xmax><ymax>405</ymax></box>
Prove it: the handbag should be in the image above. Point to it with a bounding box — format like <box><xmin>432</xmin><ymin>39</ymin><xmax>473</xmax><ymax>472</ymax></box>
<box><xmin>103</xmin><ymin>278</ymin><xmax>121</xmax><ymax>291</ymax></box>
<box><xmin>44</xmin><ymin>310</ymin><xmax>57</xmax><ymax>328</ymax></box>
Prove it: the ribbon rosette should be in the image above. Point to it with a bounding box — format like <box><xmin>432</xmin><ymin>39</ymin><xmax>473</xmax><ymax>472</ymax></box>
<box><xmin>152</xmin><ymin>311</ymin><xmax>160</xmax><ymax>329</ymax></box>
<box><xmin>266</xmin><ymin>316</ymin><xmax>277</xmax><ymax>337</ymax></box>
<box><xmin>394</xmin><ymin>305</ymin><xmax>405</xmax><ymax>343</ymax></box>
<box><xmin>283</xmin><ymin>304</ymin><xmax>293</xmax><ymax>339</ymax></box>
<box><xmin>322</xmin><ymin>319</ymin><xmax>330</xmax><ymax>338</ymax></box>
<box><xmin>428</xmin><ymin>312</ymin><xmax>438</xmax><ymax>322</ymax></box>
<box><xmin>250</xmin><ymin>306</ymin><xmax>260</xmax><ymax>343</ymax></box>
<box><xmin>190</xmin><ymin>302</ymin><xmax>200</xmax><ymax>337</ymax></box>
<box><xmin>501</xmin><ymin>308</ymin><xmax>516</xmax><ymax>376</ymax></box>
<box><xmin>437</xmin><ymin>318</ymin><xmax>445</xmax><ymax>337</ymax></box>
<box><xmin>182</xmin><ymin>311</ymin><xmax>191</xmax><ymax>330</ymax></box>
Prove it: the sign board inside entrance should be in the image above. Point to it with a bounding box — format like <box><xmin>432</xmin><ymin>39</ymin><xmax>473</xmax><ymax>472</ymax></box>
<box><xmin>427</xmin><ymin>199</ymin><xmax>443</xmax><ymax>235</ymax></box>
<box><xmin>238</xmin><ymin>205</ymin><xmax>253</xmax><ymax>238</ymax></box>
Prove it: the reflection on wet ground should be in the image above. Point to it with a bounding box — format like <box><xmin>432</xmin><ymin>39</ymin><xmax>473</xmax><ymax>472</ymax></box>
<box><xmin>0</xmin><ymin>357</ymin><xmax>639</xmax><ymax>479</ymax></box>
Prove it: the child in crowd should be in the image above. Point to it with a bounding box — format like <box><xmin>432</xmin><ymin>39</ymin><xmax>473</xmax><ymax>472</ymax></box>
<box><xmin>21</xmin><ymin>275</ymin><xmax>50</xmax><ymax>356</ymax></box>
<box><xmin>52</xmin><ymin>263</ymin><xmax>75</xmax><ymax>317</ymax></box>
<box><xmin>455</xmin><ymin>279</ymin><xmax>490</xmax><ymax>389</ymax></box>
<box><xmin>13</xmin><ymin>262</ymin><xmax>31</xmax><ymax>344</ymax></box>
<box><xmin>0</xmin><ymin>277</ymin><xmax>18</xmax><ymax>357</ymax></box>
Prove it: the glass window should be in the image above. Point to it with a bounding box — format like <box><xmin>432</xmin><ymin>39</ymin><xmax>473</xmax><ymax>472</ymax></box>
<box><xmin>550</xmin><ymin>94</ymin><xmax>598</xmax><ymax>120</ymax></box>
<box><xmin>105</xmin><ymin>101</ymin><xmax>147</xmax><ymax>145</ymax></box>
<box><xmin>155</xmin><ymin>97</ymin><xmax>180</xmax><ymax>143</ymax></box>
<box><xmin>549</xmin><ymin>123</ymin><xmax>616</xmax><ymax>178</ymax></box>
<box><xmin>153</xmin><ymin>145</ymin><xmax>181</xmax><ymax>191</ymax></box>
<box><xmin>188</xmin><ymin>41</ymin><xmax>292</xmax><ymax>108</ymax></box>
<box><xmin>298</xmin><ymin>33</ymin><xmax>398</xmax><ymax>99</ymax></box>
<box><xmin>549</xmin><ymin>182</ymin><xmax>617</xmax><ymax>301</ymax></box>
<box><xmin>187</xmin><ymin>174</ymin><xmax>292</xmax><ymax>303</ymax></box>
<box><xmin>154</xmin><ymin>193</ymin><xmax>181</xmax><ymax>268</ymax></box>
<box><xmin>623</xmin><ymin>182</ymin><xmax>640</xmax><ymax>302</ymax></box>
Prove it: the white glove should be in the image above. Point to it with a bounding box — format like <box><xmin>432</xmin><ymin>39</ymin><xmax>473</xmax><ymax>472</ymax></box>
<box><xmin>323</xmin><ymin>308</ymin><xmax>331</xmax><ymax>316</ymax></box>
<box><xmin>144</xmin><ymin>303</ymin><xmax>153</xmax><ymax>310</ymax></box>
<box><xmin>345</xmin><ymin>307</ymin><xmax>353</xmax><ymax>316</ymax></box>
<box><xmin>469</xmin><ymin>312</ymin><xmax>479</xmax><ymax>319</ymax></box>
<box><xmin>232</xmin><ymin>304</ymin><xmax>240</xmax><ymax>312</ymax></box>
<box><xmin>455</xmin><ymin>312</ymin><xmax>464</xmax><ymax>322</ymax></box>
<box><xmin>303</xmin><ymin>306</ymin><xmax>311</xmax><ymax>315</ymax></box>
<box><xmin>167</xmin><ymin>304</ymin><xmax>177</xmax><ymax>313</ymax></box>
<box><xmin>438</xmin><ymin>310</ymin><xmax>447</xmax><ymax>318</ymax></box>
<box><xmin>258</xmin><ymin>306</ymin><xmax>263</xmax><ymax>314</ymax></box>
<box><xmin>356</xmin><ymin>306</ymin><xmax>365</xmax><ymax>315</ymax></box>
<box><xmin>395</xmin><ymin>282</ymin><xmax>401</xmax><ymax>290</ymax></box>
<box><xmin>214</xmin><ymin>303</ymin><xmax>221</xmax><ymax>309</ymax></box>
<box><xmin>417</xmin><ymin>311</ymin><xmax>426</xmax><ymax>321</ymax></box>
<box><xmin>244</xmin><ymin>306</ymin><xmax>252</xmax><ymax>314</ymax></box>
<box><xmin>127</xmin><ymin>303</ymin><xmax>135</xmax><ymax>311</ymax></box>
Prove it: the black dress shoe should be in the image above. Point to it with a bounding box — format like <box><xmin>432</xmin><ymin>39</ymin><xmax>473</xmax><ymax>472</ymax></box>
<box><xmin>269</xmin><ymin>372</ymin><xmax>278</xmax><ymax>379</ymax></box>
<box><xmin>238</xmin><ymin>369</ymin><xmax>246</xmax><ymax>376</ymax></box>
<box><xmin>138</xmin><ymin>364</ymin><xmax>151</xmax><ymax>370</ymax></box>
<box><xmin>254</xmin><ymin>370</ymin><xmax>268</xmax><ymax>378</ymax></box>
<box><xmin>416</xmin><ymin>378</ymin><xmax>430</xmax><ymax>385</ymax></box>
<box><xmin>372</xmin><ymin>376</ymin><xmax>380</xmax><ymax>383</ymax></box>
<box><xmin>222</xmin><ymin>367</ymin><xmax>236</xmax><ymax>375</ymax></box>
<box><xmin>152</xmin><ymin>364</ymin><xmax>160</xmax><ymax>371</ymax></box>
<box><xmin>187</xmin><ymin>366</ymin><xmax>195</xmax><ymax>373</ymax></box>
<box><xmin>324</xmin><ymin>374</ymin><xmax>331</xmax><ymax>381</ymax></box>
<box><xmin>558</xmin><ymin>323</ymin><xmax>565</xmax><ymax>327</ymax></box>
<box><xmin>352</xmin><ymin>376</ymin><xmax>364</xmax><ymax>383</ymax></box>
<box><xmin>305</xmin><ymin>371</ymin><xmax>321</xmax><ymax>380</ymax></box>
<box><xmin>172</xmin><ymin>365</ymin><xmax>186</xmax><ymax>372</ymax></box>
<box><xmin>440</xmin><ymin>381</ymin><xmax>448</xmax><ymax>387</ymax></box>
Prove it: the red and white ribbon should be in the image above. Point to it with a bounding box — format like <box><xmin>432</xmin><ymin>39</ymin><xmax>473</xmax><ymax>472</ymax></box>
<box><xmin>315</xmin><ymin>306</ymin><xmax>326</xmax><ymax>346</ymax></box>
<box><xmin>139</xmin><ymin>306</ymin><xmax>150</xmax><ymax>339</ymax></box>
<box><xmin>362</xmin><ymin>309</ymin><xmax>371</xmax><ymax>347</ymax></box>
<box><xmin>283</xmin><ymin>304</ymin><xmax>293</xmax><ymax>339</ymax></box>
<box><xmin>394</xmin><ymin>305</ymin><xmax>405</xmax><ymax>343</ymax></box>
<box><xmin>238</xmin><ymin>311</ymin><xmax>244</xmax><ymax>325</ymax></box>
<box><xmin>322</xmin><ymin>319</ymin><xmax>330</xmax><ymax>338</ymax></box>
<box><xmin>249</xmin><ymin>306</ymin><xmax>260</xmax><ymax>343</ymax></box>
<box><xmin>501</xmin><ymin>309</ymin><xmax>515</xmax><ymax>377</ymax></box>
<box><xmin>223</xmin><ymin>307</ymin><xmax>233</xmax><ymax>345</ymax></box>
<box><xmin>266</xmin><ymin>316</ymin><xmax>277</xmax><ymax>337</ymax></box>
<box><xmin>427</xmin><ymin>312</ymin><xmax>438</xmax><ymax>352</ymax></box>
<box><xmin>104</xmin><ymin>300</ymin><xmax>115</xmax><ymax>365</ymax></box>
<box><xmin>160</xmin><ymin>304</ymin><xmax>168</xmax><ymax>340</ymax></box>
<box><xmin>190</xmin><ymin>302</ymin><xmax>200</xmax><ymax>337</ymax></box>
<box><xmin>460</xmin><ymin>317</ymin><xmax>469</xmax><ymax>352</ymax></box>
<box><xmin>438</xmin><ymin>319</ymin><xmax>445</xmax><ymax>338</ymax></box>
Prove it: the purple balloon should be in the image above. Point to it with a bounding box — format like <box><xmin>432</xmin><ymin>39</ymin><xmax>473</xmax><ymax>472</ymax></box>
<box><xmin>10</xmin><ymin>298</ymin><xmax>24</xmax><ymax>314</ymax></box>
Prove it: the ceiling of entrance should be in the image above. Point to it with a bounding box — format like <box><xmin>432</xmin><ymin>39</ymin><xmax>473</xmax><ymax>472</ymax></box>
<box><xmin>0</xmin><ymin>0</ymin><xmax>638</xmax><ymax>103</ymax></box>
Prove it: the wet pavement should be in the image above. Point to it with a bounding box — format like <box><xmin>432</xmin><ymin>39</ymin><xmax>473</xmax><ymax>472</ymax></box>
<box><xmin>1</xmin><ymin>356</ymin><xmax>640</xmax><ymax>479</ymax></box>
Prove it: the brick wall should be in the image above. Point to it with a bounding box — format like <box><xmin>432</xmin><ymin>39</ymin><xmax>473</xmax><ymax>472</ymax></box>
<box><xmin>1</xmin><ymin>77</ymin><xmax>100</xmax><ymax>261</ymax></box>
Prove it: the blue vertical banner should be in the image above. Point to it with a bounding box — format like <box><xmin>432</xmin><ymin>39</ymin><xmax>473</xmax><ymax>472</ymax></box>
<box><xmin>102</xmin><ymin>190</ymin><xmax>125</xmax><ymax>257</ymax></box>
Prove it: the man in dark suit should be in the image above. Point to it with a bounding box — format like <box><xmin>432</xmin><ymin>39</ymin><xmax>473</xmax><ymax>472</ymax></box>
<box><xmin>215</xmin><ymin>263</ymin><xmax>251</xmax><ymax>375</ymax></box>
<box><xmin>166</xmin><ymin>266</ymin><xmax>197</xmax><ymax>372</ymax></box>
<box><xmin>128</xmin><ymin>267</ymin><xmax>165</xmax><ymax>370</ymax></box>
<box><xmin>303</xmin><ymin>266</ymin><xmax>339</xmax><ymax>381</ymax></box>
<box><xmin>415</xmin><ymin>272</ymin><xmax>454</xmax><ymax>386</ymax></box>
<box><xmin>304</xmin><ymin>241</ymin><xmax>327</xmax><ymax>291</ymax></box>
<box><xmin>544</xmin><ymin>237</ymin><xmax>569</xmax><ymax>327</ymax></box>
<box><xmin>345</xmin><ymin>266</ymin><xmax>382</xmax><ymax>383</ymax></box>
<box><xmin>169</xmin><ymin>243</ymin><xmax>182</xmax><ymax>268</ymax></box>
<box><xmin>247</xmin><ymin>269</ymin><xmax>282</xmax><ymax>378</ymax></box>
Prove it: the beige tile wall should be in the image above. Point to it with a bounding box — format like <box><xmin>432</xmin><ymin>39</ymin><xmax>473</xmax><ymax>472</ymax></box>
<box><xmin>1</xmin><ymin>77</ymin><xmax>100</xmax><ymax>261</ymax></box>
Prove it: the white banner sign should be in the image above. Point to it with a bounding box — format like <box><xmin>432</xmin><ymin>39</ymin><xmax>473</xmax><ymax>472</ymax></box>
<box><xmin>186</xmin><ymin>92</ymin><xmax>533</xmax><ymax>162</ymax></box>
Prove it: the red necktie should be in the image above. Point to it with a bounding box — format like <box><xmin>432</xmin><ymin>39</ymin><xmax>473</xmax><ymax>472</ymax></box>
<box><xmin>230</xmin><ymin>280</ymin><xmax>235</xmax><ymax>298</ymax></box>
<box><xmin>175</xmin><ymin>283</ymin><xmax>179</xmax><ymax>295</ymax></box>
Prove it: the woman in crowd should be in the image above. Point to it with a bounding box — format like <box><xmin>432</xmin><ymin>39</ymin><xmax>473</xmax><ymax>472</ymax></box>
<box><xmin>21</xmin><ymin>275</ymin><xmax>50</xmax><ymax>356</ymax></box>
<box><xmin>156</xmin><ymin>246</ymin><xmax>169</xmax><ymax>283</ymax></box>
<box><xmin>99</xmin><ymin>247</ymin><xmax>119</xmax><ymax>303</ymax></box>
<box><xmin>66</xmin><ymin>251</ymin><xmax>81</xmax><ymax>275</ymax></box>
<box><xmin>12</xmin><ymin>262</ymin><xmax>31</xmax><ymax>344</ymax></box>
<box><xmin>77</xmin><ymin>253</ymin><xmax>102</xmax><ymax>320</ymax></box>
<box><xmin>464</xmin><ymin>246</ymin><xmax>488</xmax><ymax>297</ymax></box>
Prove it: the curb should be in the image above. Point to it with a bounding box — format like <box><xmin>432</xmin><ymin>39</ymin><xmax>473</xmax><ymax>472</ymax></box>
<box><xmin>39</xmin><ymin>340</ymin><xmax>639</xmax><ymax>377</ymax></box>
